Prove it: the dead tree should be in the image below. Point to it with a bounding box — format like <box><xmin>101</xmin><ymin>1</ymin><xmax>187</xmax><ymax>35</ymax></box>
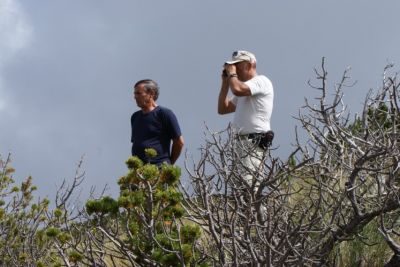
<box><xmin>297</xmin><ymin>58</ymin><xmax>400</xmax><ymax>266</ymax></box>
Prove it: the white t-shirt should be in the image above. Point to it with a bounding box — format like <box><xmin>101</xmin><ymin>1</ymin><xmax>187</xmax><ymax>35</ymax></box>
<box><xmin>231</xmin><ymin>75</ymin><xmax>274</xmax><ymax>135</ymax></box>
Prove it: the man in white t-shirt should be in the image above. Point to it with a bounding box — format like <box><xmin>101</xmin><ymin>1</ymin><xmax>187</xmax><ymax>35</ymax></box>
<box><xmin>218</xmin><ymin>50</ymin><xmax>274</xmax><ymax>191</ymax></box>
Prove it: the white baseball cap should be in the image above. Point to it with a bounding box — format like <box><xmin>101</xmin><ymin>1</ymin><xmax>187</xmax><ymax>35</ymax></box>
<box><xmin>225</xmin><ymin>50</ymin><xmax>257</xmax><ymax>64</ymax></box>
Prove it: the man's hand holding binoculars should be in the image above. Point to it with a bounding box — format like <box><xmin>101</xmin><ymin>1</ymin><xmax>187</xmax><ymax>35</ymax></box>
<box><xmin>222</xmin><ymin>63</ymin><xmax>237</xmax><ymax>79</ymax></box>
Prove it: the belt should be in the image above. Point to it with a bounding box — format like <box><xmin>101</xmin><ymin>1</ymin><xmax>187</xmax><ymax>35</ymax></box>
<box><xmin>239</xmin><ymin>131</ymin><xmax>275</xmax><ymax>150</ymax></box>
<box><xmin>246</xmin><ymin>133</ymin><xmax>265</xmax><ymax>139</ymax></box>
<box><xmin>239</xmin><ymin>133</ymin><xmax>265</xmax><ymax>140</ymax></box>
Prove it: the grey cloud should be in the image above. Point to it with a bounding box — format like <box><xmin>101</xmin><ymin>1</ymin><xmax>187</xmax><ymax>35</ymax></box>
<box><xmin>1</xmin><ymin>0</ymin><xmax>400</xmax><ymax>201</ymax></box>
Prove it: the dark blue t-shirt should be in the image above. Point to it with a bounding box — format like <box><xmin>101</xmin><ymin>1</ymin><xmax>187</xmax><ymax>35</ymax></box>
<box><xmin>131</xmin><ymin>106</ymin><xmax>181</xmax><ymax>165</ymax></box>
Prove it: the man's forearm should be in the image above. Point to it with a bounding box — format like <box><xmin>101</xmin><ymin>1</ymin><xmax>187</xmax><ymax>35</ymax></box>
<box><xmin>218</xmin><ymin>80</ymin><xmax>231</xmax><ymax>114</ymax></box>
<box><xmin>170</xmin><ymin>136</ymin><xmax>184</xmax><ymax>164</ymax></box>
<box><xmin>228</xmin><ymin>77</ymin><xmax>251</xmax><ymax>96</ymax></box>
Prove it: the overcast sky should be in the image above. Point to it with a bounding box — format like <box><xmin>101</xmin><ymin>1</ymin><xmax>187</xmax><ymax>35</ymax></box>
<box><xmin>1</xmin><ymin>0</ymin><xmax>400</xmax><ymax>201</ymax></box>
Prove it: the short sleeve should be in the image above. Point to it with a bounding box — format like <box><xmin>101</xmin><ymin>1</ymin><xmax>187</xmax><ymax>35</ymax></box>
<box><xmin>161</xmin><ymin>108</ymin><xmax>182</xmax><ymax>139</ymax></box>
<box><xmin>246</xmin><ymin>75</ymin><xmax>273</xmax><ymax>96</ymax></box>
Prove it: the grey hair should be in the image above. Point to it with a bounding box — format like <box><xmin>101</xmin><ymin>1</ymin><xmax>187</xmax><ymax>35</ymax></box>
<box><xmin>134</xmin><ymin>79</ymin><xmax>160</xmax><ymax>100</ymax></box>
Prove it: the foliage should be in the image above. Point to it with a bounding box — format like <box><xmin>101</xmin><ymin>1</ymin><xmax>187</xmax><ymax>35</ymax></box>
<box><xmin>0</xmin><ymin>154</ymin><xmax>85</xmax><ymax>267</ymax></box>
<box><xmin>86</xmin><ymin>152</ymin><xmax>206</xmax><ymax>266</ymax></box>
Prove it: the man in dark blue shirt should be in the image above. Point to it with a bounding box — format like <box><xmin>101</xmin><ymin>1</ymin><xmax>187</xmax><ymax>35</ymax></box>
<box><xmin>131</xmin><ymin>79</ymin><xmax>184</xmax><ymax>165</ymax></box>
